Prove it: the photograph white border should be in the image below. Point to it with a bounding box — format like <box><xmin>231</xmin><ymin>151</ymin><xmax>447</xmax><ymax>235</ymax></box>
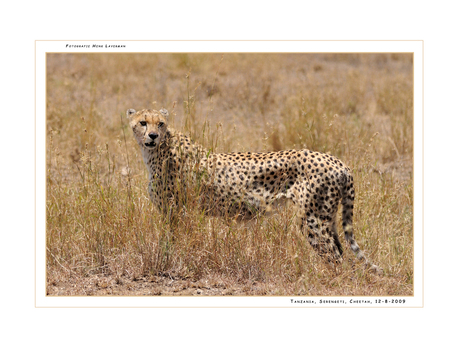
<box><xmin>36</xmin><ymin>40</ymin><xmax>423</xmax><ymax>308</ymax></box>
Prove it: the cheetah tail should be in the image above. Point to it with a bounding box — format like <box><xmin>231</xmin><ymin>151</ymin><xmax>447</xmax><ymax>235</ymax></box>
<box><xmin>341</xmin><ymin>173</ymin><xmax>383</xmax><ymax>274</ymax></box>
<box><xmin>341</xmin><ymin>174</ymin><xmax>364</xmax><ymax>260</ymax></box>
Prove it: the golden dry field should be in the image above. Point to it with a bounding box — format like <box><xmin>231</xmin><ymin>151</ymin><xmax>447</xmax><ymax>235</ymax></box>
<box><xmin>46</xmin><ymin>53</ymin><xmax>413</xmax><ymax>296</ymax></box>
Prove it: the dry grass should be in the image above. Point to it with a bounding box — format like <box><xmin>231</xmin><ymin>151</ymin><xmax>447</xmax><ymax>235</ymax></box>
<box><xmin>46</xmin><ymin>53</ymin><xmax>413</xmax><ymax>296</ymax></box>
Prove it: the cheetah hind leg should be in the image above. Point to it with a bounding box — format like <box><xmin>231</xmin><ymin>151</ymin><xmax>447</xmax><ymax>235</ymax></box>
<box><xmin>302</xmin><ymin>215</ymin><xmax>343</xmax><ymax>264</ymax></box>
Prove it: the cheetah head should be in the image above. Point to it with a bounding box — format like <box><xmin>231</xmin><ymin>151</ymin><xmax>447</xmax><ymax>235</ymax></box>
<box><xmin>126</xmin><ymin>108</ymin><xmax>170</xmax><ymax>149</ymax></box>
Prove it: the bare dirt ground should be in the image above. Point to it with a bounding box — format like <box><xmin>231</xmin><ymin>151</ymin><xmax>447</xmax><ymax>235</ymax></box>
<box><xmin>46</xmin><ymin>264</ymin><xmax>403</xmax><ymax>297</ymax></box>
<box><xmin>47</xmin><ymin>274</ymin><xmax>276</xmax><ymax>296</ymax></box>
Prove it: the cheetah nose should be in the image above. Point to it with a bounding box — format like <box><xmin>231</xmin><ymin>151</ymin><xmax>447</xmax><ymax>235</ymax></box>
<box><xmin>148</xmin><ymin>132</ymin><xmax>159</xmax><ymax>140</ymax></box>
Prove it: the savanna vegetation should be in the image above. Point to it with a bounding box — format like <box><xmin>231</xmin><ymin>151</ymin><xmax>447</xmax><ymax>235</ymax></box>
<box><xmin>46</xmin><ymin>53</ymin><xmax>413</xmax><ymax>296</ymax></box>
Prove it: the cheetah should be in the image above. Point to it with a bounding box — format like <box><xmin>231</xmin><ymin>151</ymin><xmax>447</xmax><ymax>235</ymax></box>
<box><xmin>127</xmin><ymin>108</ymin><xmax>382</xmax><ymax>273</ymax></box>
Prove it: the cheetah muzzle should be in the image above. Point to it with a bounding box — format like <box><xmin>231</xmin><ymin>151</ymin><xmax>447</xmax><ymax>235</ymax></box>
<box><xmin>127</xmin><ymin>108</ymin><xmax>383</xmax><ymax>275</ymax></box>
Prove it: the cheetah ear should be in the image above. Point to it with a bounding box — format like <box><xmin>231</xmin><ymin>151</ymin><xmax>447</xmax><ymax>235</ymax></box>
<box><xmin>159</xmin><ymin>108</ymin><xmax>169</xmax><ymax>118</ymax></box>
<box><xmin>126</xmin><ymin>109</ymin><xmax>136</xmax><ymax>118</ymax></box>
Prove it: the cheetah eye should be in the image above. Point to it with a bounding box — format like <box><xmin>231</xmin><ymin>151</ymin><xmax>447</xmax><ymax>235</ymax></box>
<box><xmin>140</xmin><ymin>121</ymin><xmax>147</xmax><ymax>126</ymax></box>
<box><xmin>158</xmin><ymin>122</ymin><xmax>165</xmax><ymax>128</ymax></box>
